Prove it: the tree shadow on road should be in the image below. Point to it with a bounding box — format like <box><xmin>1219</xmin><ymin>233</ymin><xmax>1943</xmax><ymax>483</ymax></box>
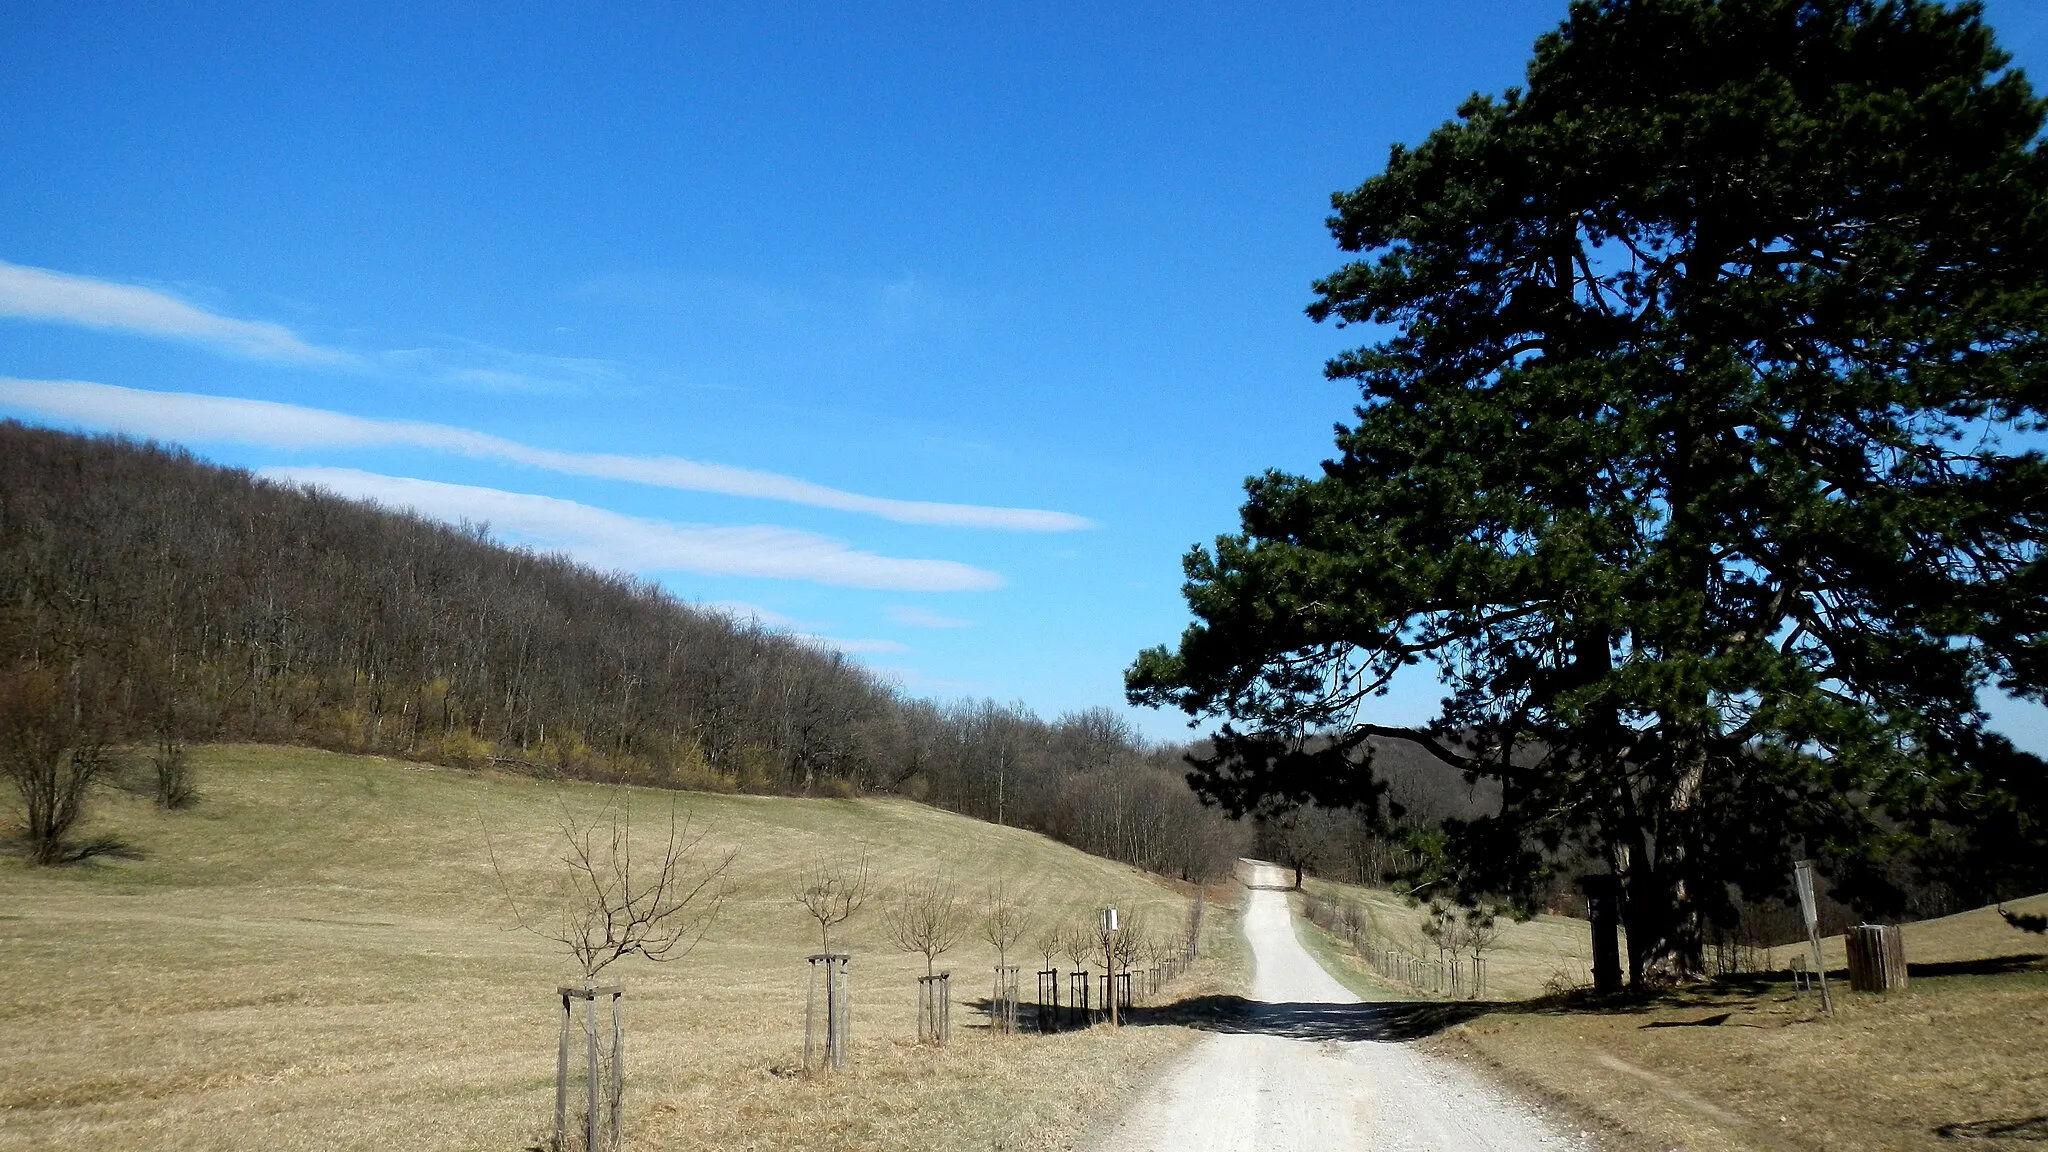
<box><xmin>1121</xmin><ymin>994</ymin><xmax>1494</xmax><ymax>1041</ymax></box>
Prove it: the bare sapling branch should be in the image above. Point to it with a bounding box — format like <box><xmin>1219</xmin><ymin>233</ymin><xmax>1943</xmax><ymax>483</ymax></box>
<box><xmin>1111</xmin><ymin>909</ymin><xmax>1147</xmax><ymax>972</ymax></box>
<box><xmin>486</xmin><ymin>787</ymin><xmax>737</xmax><ymax>981</ymax></box>
<box><xmin>980</xmin><ymin>879</ymin><xmax>1029</xmax><ymax>971</ymax></box>
<box><xmin>791</xmin><ymin>847</ymin><xmax>873</xmax><ymax>954</ymax></box>
<box><xmin>1035</xmin><ymin>922</ymin><xmax>1063</xmax><ymax>972</ymax></box>
<box><xmin>1060</xmin><ymin>922</ymin><xmax>1093</xmax><ymax>971</ymax></box>
<box><xmin>884</xmin><ymin>873</ymin><xmax>962</xmax><ymax>977</ymax></box>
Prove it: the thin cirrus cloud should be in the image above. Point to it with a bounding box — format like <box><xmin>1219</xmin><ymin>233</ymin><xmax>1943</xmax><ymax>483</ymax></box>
<box><xmin>0</xmin><ymin>259</ymin><xmax>349</xmax><ymax>365</ymax></box>
<box><xmin>259</xmin><ymin>466</ymin><xmax>1004</xmax><ymax>593</ymax></box>
<box><xmin>797</xmin><ymin>635</ymin><xmax>912</xmax><ymax>655</ymax></box>
<box><xmin>0</xmin><ymin>376</ymin><xmax>1094</xmax><ymax>532</ymax></box>
<box><xmin>886</xmin><ymin>605</ymin><xmax>975</xmax><ymax>629</ymax></box>
<box><xmin>698</xmin><ymin>601</ymin><xmax>910</xmax><ymax>655</ymax></box>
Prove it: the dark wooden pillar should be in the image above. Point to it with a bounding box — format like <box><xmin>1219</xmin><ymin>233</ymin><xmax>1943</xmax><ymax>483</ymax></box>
<box><xmin>1581</xmin><ymin>874</ymin><xmax>1624</xmax><ymax>994</ymax></box>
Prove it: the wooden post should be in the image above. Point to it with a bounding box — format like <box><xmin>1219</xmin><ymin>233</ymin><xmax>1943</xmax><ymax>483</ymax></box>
<box><xmin>585</xmin><ymin>990</ymin><xmax>599</xmax><ymax>1152</ymax></box>
<box><xmin>609</xmin><ymin>990</ymin><xmax>623</xmax><ymax>1148</ymax></box>
<box><xmin>1580</xmin><ymin>875</ymin><xmax>1624</xmax><ymax>995</ymax></box>
<box><xmin>1792</xmin><ymin>859</ymin><xmax>1834</xmax><ymax>1016</ymax></box>
<box><xmin>1100</xmin><ymin>908</ymin><xmax>1120</xmax><ymax>1028</ymax></box>
<box><xmin>1846</xmin><ymin>924</ymin><xmax>1908</xmax><ymax>992</ymax></box>
<box><xmin>555</xmin><ymin>991</ymin><xmax>570</xmax><ymax>1152</ymax></box>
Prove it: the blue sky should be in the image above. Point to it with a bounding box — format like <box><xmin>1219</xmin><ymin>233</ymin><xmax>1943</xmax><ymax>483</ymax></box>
<box><xmin>5</xmin><ymin>1</ymin><xmax>2048</xmax><ymax>749</ymax></box>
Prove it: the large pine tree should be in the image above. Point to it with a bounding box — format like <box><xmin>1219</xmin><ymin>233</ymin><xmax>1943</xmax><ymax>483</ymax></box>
<box><xmin>1130</xmin><ymin>0</ymin><xmax>2048</xmax><ymax>983</ymax></box>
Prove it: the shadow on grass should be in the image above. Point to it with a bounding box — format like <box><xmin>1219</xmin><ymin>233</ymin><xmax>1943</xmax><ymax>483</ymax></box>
<box><xmin>1910</xmin><ymin>954</ymin><xmax>2046</xmax><ymax>978</ymax></box>
<box><xmin>0</xmin><ymin>834</ymin><xmax>143</xmax><ymax>865</ymax></box>
<box><xmin>1102</xmin><ymin>949</ymin><xmax>2048</xmax><ymax>1044</ymax></box>
<box><xmin>1934</xmin><ymin>1114</ymin><xmax>2048</xmax><ymax>1142</ymax></box>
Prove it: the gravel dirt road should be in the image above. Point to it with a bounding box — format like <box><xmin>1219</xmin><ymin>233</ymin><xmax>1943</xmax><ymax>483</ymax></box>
<box><xmin>1093</xmin><ymin>864</ymin><xmax>1590</xmax><ymax>1152</ymax></box>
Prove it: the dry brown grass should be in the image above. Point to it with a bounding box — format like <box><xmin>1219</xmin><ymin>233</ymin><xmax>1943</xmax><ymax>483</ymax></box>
<box><xmin>1298</xmin><ymin>875</ymin><xmax>1603</xmax><ymax>1000</ymax></box>
<box><xmin>1292</xmin><ymin>876</ymin><xmax>2048</xmax><ymax>1150</ymax></box>
<box><xmin>1434</xmin><ymin>961</ymin><xmax>2048</xmax><ymax>1152</ymax></box>
<box><xmin>0</xmin><ymin>744</ymin><xmax>1246</xmax><ymax>1151</ymax></box>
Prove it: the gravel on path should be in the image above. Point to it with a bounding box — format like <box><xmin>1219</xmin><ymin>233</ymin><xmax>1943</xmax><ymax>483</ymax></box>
<box><xmin>1093</xmin><ymin>864</ymin><xmax>1591</xmax><ymax>1152</ymax></box>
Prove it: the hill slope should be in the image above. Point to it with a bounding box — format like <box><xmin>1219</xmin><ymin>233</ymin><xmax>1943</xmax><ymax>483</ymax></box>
<box><xmin>0</xmin><ymin>745</ymin><xmax>1238</xmax><ymax>1151</ymax></box>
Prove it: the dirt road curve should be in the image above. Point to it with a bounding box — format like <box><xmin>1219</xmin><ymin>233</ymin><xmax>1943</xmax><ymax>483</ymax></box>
<box><xmin>1094</xmin><ymin>864</ymin><xmax>1588</xmax><ymax>1152</ymax></box>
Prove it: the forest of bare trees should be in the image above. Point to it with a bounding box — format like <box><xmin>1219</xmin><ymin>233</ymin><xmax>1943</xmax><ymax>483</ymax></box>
<box><xmin>0</xmin><ymin>422</ymin><xmax>1242</xmax><ymax>878</ymax></box>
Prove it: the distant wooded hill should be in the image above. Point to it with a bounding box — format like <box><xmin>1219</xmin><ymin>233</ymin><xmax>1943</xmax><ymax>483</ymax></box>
<box><xmin>0</xmin><ymin>422</ymin><xmax>1241</xmax><ymax>879</ymax></box>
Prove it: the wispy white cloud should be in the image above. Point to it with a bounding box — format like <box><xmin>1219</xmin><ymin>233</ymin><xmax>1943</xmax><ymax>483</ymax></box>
<box><xmin>377</xmin><ymin>342</ymin><xmax>621</xmax><ymax>396</ymax></box>
<box><xmin>695</xmin><ymin>601</ymin><xmax>909</xmax><ymax>653</ymax></box>
<box><xmin>701</xmin><ymin>600</ymin><xmax>805</xmax><ymax>629</ymax></box>
<box><xmin>0</xmin><ymin>377</ymin><xmax>1093</xmax><ymax>532</ymax></box>
<box><xmin>0</xmin><ymin>259</ymin><xmax>348</xmax><ymax>364</ymax></box>
<box><xmin>866</xmin><ymin>666</ymin><xmax>989</xmax><ymax>693</ymax></box>
<box><xmin>798</xmin><ymin>635</ymin><xmax>913</xmax><ymax>654</ymax></box>
<box><xmin>886</xmin><ymin>605</ymin><xmax>974</xmax><ymax>629</ymax></box>
<box><xmin>259</xmin><ymin>466</ymin><xmax>1004</xmax><ymax>592</ymax></box>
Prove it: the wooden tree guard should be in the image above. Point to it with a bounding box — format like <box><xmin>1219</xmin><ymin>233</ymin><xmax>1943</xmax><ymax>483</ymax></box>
<box><xmin>1067</xmin><ymin>970</ymin><xmax>1090</xmax><ymax>1028</ymax></box>
<box><xmin>553</xmin><ymin>984</ymin><xmax>623</xmax><ymax>1152</ymax></box>
<box><xmin>1035</xmin><ymin>968</ymin><xmax>1060</xmax><ymax>1033</ymax></box>
<box><xmin>916</xmin><ymin>972</ymin><xmax>951</xmax><ymax>1044</ymax></box>
<box><xmin>1099</xmin><ymin>970</ymin><xmax>1133</xmax><ymax>1013</ymax></box>
<box><xmin>989</xmin><ymin>964</ymin><xmax>1020</xmax><ymax>1034</ymax></box>
<box><xmin>1845</xmin><ymin>924</ymin><xmax>1908</xmax><ymax>993</ymax></box>
<box><xmin>805</xmin><ymin>952</ymin><xmax>851</xmax><ymax>1072</ymax></box>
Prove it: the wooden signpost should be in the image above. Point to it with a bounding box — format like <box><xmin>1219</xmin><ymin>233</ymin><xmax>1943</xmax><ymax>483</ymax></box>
<box><xmin>1100</xmin><ymin>908</ymin><xmax>1120</xmax><ymax>1028</ymax></box>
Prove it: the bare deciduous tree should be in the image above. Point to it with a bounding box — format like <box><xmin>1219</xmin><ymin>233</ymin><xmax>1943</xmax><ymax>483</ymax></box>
<box><xmin>151</xmin><ymin>736</ymin><xmax>196</xmax><ymax>811</ymax></box>
<box><xmin>489</xmin><ymin>790</ymin><xmax>736</xmax><ymax>980</ymax></box>
<box><xmin>0</xmin><ymin>666</ymin><xmax>126</xmax><ymax>865</ymax></box>
<box><xmin>1060</xmin><ymin>921</ymin><xmax>1093</xmax><ymax>971</ymax></box>
<box><xmin>884</xmin><ymin>874</ymin><xmax>962</xmax><ymax>976</ymax></box>
<box><xmin>1034</xmin><ymin>923</ymin><xmax>1064</xmax><ymax>973</ymax></box>
<box><xmin>792</xmin><ymin>848</ymin><xmax>873</xmax><ymax>954</ymax></box>
<box><xmin>980</xmin><ymin>880</ymin><xmax>1029</xmax><ymax>972</ymax></box>
<box><xmin>1111</xmin><ymin>909</ymin><xmax>1148</xmax><ymax>973</ymax></box>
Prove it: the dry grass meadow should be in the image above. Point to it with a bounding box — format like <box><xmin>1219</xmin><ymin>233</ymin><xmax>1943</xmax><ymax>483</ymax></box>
<box><xmin>1294</xmin><ymin>876</ymin><xmax>2048</xmax><ymax>1151</ymax></box>
<box><xmin>1298</xmin><ymin>874</ymin><xmax>1605</xmax><ymax>1000</ymax></box>
<box><xmin>0</xmin><ymin>744</ymin><xmax>1248</xmax><ymax>1151</ymax></box>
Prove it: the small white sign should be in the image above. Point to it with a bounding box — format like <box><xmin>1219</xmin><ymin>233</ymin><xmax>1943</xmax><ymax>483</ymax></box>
<box><xmin>1101</xmin><ymin>908</ymin><xmax>1119</xmax><ymax>933</ymax></box>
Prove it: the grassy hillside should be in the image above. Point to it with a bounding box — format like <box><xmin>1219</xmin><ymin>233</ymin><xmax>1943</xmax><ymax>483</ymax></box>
<box><xmin>1297</xmin><ymin>874</ymin><xmax>1604</xmax><ymax>1001</ymax></box>
<box><xmin>0</xmin><ymin>745</ymin><xmax>1243</xmax><ymax>1151</ymax></box>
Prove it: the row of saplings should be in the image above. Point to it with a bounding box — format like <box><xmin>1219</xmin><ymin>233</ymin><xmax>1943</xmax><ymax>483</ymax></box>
<box><xmin>791</xmin><ymin>853</ymin><xmax>1202</xmax><ymax>1063</ymax></box>
<box><xmin>487</xmin><ymin>793</ymin><xmax>1199</xmax><ymax>1152</ymax></box>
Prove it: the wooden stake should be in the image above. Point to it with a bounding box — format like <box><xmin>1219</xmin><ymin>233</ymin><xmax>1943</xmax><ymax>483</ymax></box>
<box><xmin>555</xmin><ymin>991</ymin><xmax>570</xmax><ymax>1152</ymax></box>
<box><xmin>1792</xmin><ymin>859</ymin><xmax>1834</xmax><ymax>1017</ymax></box>
<box><xmin>610</xmin><ymin>990</ymin><xmax>623</xmax><ymax>1147</ymax></box>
